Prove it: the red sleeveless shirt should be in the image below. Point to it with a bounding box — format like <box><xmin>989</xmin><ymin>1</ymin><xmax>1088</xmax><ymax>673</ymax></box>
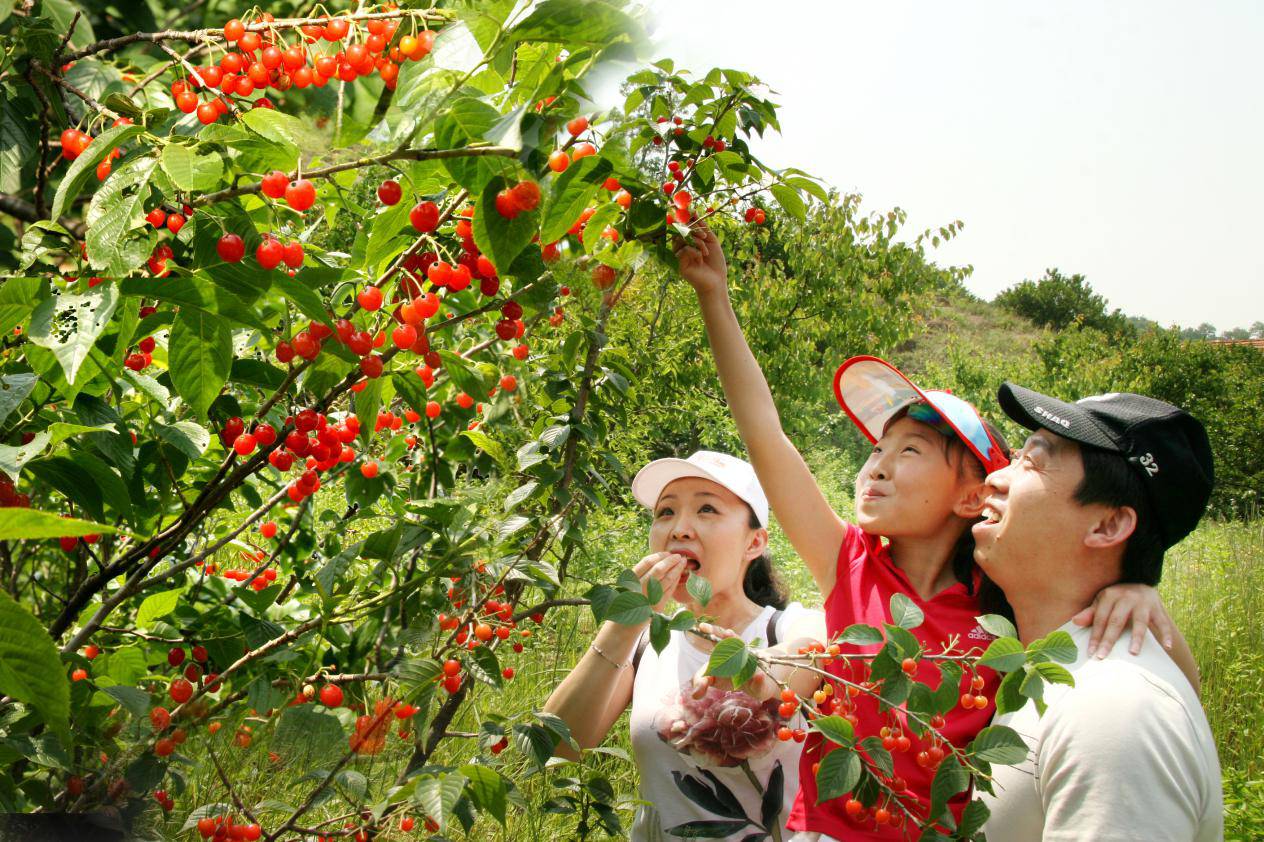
<box><xmin>785</xmin><ymin>523</ymin><xmax>1000</xmax><ymax>839</ymax></box>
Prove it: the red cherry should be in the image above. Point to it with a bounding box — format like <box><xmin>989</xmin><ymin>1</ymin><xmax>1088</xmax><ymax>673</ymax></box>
<box><xmin>566</xmin><ymin>116</ymin><xmax>589</xmax><ymax>136</ymax></box>
<box><xmin>216</xmin><ymin>233</ymin><xmax>245</xmax><ymax>262</ymax></box>
<box><xmin>192</xmin><ymin>645</ymin><xmax>208</xmax><ymax>662</ymax></box>
<box><xmin>499</xmin><ymin>374</ymin><xmax>517</xmax><ymax>392</ymax></box>
<box><xmin>378</xmin><ymin>179</ymin><xmax>402</xmax><ymax>205</ymax></box>
<box><xmin>196</xmin><ymin>102</ymin><xmax>219</xmax><ymax>124</ymax></box>
<box><xmin>169</xmin><ymin>678</ymin><xmax>193</xmax><ymax>704</ymax></box>
<box><xmin>510</xmin><ymin>180</ymin><xmax>541</xmax><ymax>212</ymax></box>
<box><xmin>494</xmin><ymin>189</ymin><xmax>519</xmax><ymax>219</ymax></box>
<box><xmin>233</xmin><ymin>433</ymin><xmax>257</xmax><ymax>456</ymax></box>
<box><xmin>357</xmin><ymin>286</ymin><xmax>383</xmax><ymax>311</ymax></box>
<box><xmin>282</xmin><ymin>240</ymin><xmax>304</xmax><ymax>268</ymax></box>
<box><xmin>547</xmin><ymin>150</ymin><xmax>570</xmax><ymax>173</ymax></box>
<box><xmin>502</xmin><ymin>667</ymin><xmax>514</xmax><ymax>680</ymax></box>
<box><xmin>260</xmin><ymin>521</ymin><xmax>278</xmax><ymax>539</ymax></box>
<box><xmin>391</xmin><ymin>324</ymin><xmax>417</xmax><ymax>349</ymax></box>
<box><xmin>224</xmin><ymin>19</ymin><xmax>245</xmax><ymax>41</ymax></box>
<box><xmin>145</xmin><ymin>207</ymin><xmax>167</xmax><ymax>228</ymax></box>
<box><xmin>425</xmin><ymin>401</ymin><xmax>441</xmax><ymax>419</ymax></box>
<box><xmin>409</xmin><ymin>201</ymin><xmax>440</xmax><ymax>233</ymax></box>
<box><xmin>285</xmin><ymin>179</ymin><xmax>316</xmax><ymax>211</ymax></box>
<box><xmin>256</xmin><ymin>238</ymin><xmax>284</xmax><ymax>270</ymax></box>
<box><xmin>261</xmin><ymin>170</ymin><xmax>289</xmax><ymax>198</ymax></box>
<box><xmin>319</xmin><ymin>684</ymin><xmax>343</xmax><ymax>707</ymax></box>
<box><xmin>360</xmin><ymin>461</ymin><xmax>379</xmax><ymax>479</ymax></box>
<box><xmin>168</xmin><ymin>647</ymin><xmax>186</xmax><ymax>667</ymax></box>
<box><xmin>591</xmin><ymin>264</ymin><xmax>616</xmax><ymax>289</ymax></box>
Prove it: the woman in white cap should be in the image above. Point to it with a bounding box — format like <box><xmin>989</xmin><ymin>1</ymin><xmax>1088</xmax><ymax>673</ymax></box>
<box><xmin>544</xmin><ymin>450</ymin><xmax>827</xmax><ymax>841</ymax></box>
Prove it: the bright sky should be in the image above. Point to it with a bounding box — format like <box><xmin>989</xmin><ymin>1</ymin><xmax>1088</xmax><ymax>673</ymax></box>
<box><xmin>639</xmin><ymin>0</ymin><xmax>1264</xmax><ymax>331</ymax></box>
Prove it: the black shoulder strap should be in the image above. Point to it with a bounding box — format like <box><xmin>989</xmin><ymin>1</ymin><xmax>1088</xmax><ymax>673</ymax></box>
<box><xmin>766</xmin><ymin>609</ymin><xmax>784</xmax><ymax>647</ymax></box>
<box><xmin>631</xmin><ymin>629</ymin><xmax>649</xmax><ymax>673</ymax></box>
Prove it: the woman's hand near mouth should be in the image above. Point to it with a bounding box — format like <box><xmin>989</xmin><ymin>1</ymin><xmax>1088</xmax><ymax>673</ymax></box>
<box><xmin>635</xmin><ymin>551</ymin><xmax>690</xmax><ymax>613</ymax></box>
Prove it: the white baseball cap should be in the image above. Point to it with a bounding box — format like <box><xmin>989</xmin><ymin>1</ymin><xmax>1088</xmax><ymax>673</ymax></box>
<box><xmin>631</xmin><ymin>450</ymin><xmax>770</xmax><ymax>527</ymax></box>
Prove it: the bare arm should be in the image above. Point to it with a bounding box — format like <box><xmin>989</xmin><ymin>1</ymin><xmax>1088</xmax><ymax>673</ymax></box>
<box><xmin>543</xmin><ymin>619</ymin><xmax>643</xmax><ymax>759</ymax></box>
<box><xmin>542</xmin><ymin>552</ymin><xmax>692</xmax><ymax>758</ymax></box>
<box><xmin>676</xmin><ymin>223</ymin><xmax>847</xmax><ymax>595</ymax></box>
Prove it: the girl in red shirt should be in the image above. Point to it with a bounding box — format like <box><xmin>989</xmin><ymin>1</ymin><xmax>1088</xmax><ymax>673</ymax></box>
<box><xmin>674</xmin><ymin>222</ymin><xmax>1199</xmax><ymax>839</ymax></box>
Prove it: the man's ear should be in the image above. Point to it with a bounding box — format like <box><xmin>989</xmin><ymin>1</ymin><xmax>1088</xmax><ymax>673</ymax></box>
<box><xmin>953</xmin><ymin>480</ymin><xmax>988</xmax><ymax>520</ymax></box>
<box><xmin>1084</xmin><ymin>505</ymin><xmax>1137</xmax><ymax>550</ymax></box>
<box><xmin>744</xmin><ymin>527</ymin><xmax>769</xmax><ymax>562</ymax></box>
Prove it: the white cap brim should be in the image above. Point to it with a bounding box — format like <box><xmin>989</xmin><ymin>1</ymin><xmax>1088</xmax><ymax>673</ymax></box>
<box><xmin>631</xmin><ymin>457</ymin><xmax>768</xmax><ymax>527</ymax></box>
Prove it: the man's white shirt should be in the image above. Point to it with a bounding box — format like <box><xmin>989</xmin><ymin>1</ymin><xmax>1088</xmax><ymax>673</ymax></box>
<box><xmin>981</xmin><ymin>619</ymin><xmax>1222</xmax><ymax>841</ymax></box>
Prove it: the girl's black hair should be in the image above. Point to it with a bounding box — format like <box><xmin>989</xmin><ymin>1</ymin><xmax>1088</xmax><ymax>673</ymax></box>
<box><xmin>743</xmin><ymin>508</ymin><xmax>788</xmax><ymax>609</ymax></box>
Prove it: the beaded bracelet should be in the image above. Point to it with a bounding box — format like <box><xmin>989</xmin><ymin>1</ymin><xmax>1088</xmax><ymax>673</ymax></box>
<box><xmin>589</xmin><ymin>642</ymin><xmax>629</xmax><ymax>670</ymax></box>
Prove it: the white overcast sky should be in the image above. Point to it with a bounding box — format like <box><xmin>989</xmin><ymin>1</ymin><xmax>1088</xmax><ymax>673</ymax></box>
<box><xmin>636</xmin><ymin>0</ymin><xmax>1263</xmax><ymax>330</ymax></box>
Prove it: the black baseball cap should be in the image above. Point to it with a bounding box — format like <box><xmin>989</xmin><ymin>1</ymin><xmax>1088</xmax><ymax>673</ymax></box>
<box><xmin>996</xmin><ymin>383</ymin><xmax>1214</xmax><ymax>550</ymax></box>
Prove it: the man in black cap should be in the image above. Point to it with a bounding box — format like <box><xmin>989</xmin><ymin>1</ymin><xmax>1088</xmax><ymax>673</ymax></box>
<box><xmin>973</xmin><ymin>386</ymin><xmax>1223</xmax><ymax>841</ymax></box>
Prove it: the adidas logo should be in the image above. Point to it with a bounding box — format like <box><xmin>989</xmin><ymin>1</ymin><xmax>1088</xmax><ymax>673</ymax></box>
<box><xmin>967</xmin><ymin>625</ymin><xmax>996</xmax><ymax>641</ymax></box>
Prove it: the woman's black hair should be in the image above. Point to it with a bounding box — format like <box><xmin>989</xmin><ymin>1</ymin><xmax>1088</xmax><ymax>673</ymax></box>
<box><xmin>743</xmin><ymin>508</ymin><xmax>788</xmax><ymax>609</ymax></box>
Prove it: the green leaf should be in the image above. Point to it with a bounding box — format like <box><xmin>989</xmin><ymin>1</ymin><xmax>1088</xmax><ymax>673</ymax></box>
<box><xmin>605</xmin><ymin>591</ymin><xmax>651</xmax><ymax>626</ymax></box>
<box><xmin>1026</xmin><ymin>630</ymin><xmax>1077</xmax><ymax>664</ymax></box>
<box><xmin>769</xmin><ymin>183</ymin><xmax>807</xmax><ymax>222</ymax></box>
<box><xmin>39</xmin><ymin>0</ymin><xmax>95</xmax><ymax>49</ymax></box>
<box><xmin>434</xmin><ymin>97</ymin><xmax>511</xmax><ymax>195</ymax></box>
<box><xmin>705</xmin><ymin>637</ymin><xmax>749</xmax><ymax>679</ymax></box>
<box><xmin>0</xmin><ymin>589</ymin><xmax>70</xmax><ymax>747</ymax></box>
<box><xmin>1031</xmin><ymin>660</ymin><xmax>1074</xmax><ymax>686</ymax></box>
<box><xmin>473</xmin><ymin>175</ymin><xmax>539</xmax><ymax>276</ymax></box>
<box><xmin>995</xmin><ymin>668</ymin><xmax>1026</xmax><ymax>715</ymax></box>
<box><xmin>155</xmin><ymin>421</ymin><xmax>210</xmax><ymax>461</ymax></box>
<box><xmin>976</xmin><ymin>613</ymin><xmax>1018</xmax><ymax>640</ymax></box>
<box><xmin>0</xmin><ymin>508</ymin><xmax>121</xmax><ymax>540</ymax></box>
<box><xmin>811</xmin><ymin>715</ymin><xmax>855</xmax><ymax>747</ymax></box>
<box><xmin>814</xmin><ymin>747</ymin><xmax>861</xmax><ymax>803</ymax></box>
<box><xmin>50</xmin><ymin>123</ymin><xmax>145</xmax><ymax>221</ymax></box>
<box><xmin>979</xmin><ymin>636</ymin><xmax>1027</xmax><ymax>673</ymax></box>
<box><xmin>685</xmin><ymin>572</ymin><xmax>712</xmax><ymax>607</ymax></box>
<box><xmin>508</xmin><ymin>0</ymin><xmax>642</xmax><ymax>46</ymax></box>
<box><xmin>582</xmin><ymin>201</ymin><xmax>621</xmax><ymax>256</ymax></box>
<box><xmin>168</xmin><ymin>308</ymin><xmax>232</xmax><ymax>419</ymax></box>
<box><xmin>272</xmin><ymin>706</ymin><xmax>345</xmax><ymax>759</ymax></box>
<box><xmin>238</xmin><ymin>107</ymin><xmax>304</xmax><ymax>156</ymax></box>
<box><xmin>100</xmin><ymin>684</ymin><xmax>150</xmax><ymax>718</ymax></box>
<box><xmin>354</xmin><ymin>375</ymin><xmax>384</xmax><ymax>446</ymax></box>
<box><xmin>540</xmin><ymin>155</ymin><xmax>612</xmax><ymax>243</ymax></box>
<box><xmin>0</xmin><ymin>373</ymin><xmax>37</xmax><ymax>428</ymax></box>
<box><xmin>160</xmin><ymin>143</ymin><xmax>224</xmax><ymax>192</ymax></box>
<box><xmin>460</xmin><ymin>765</ymin><xmax>509</xmax><ymax>824</ymax></box>
<box><xmin>315</xmin><ymin>542</ymin><xmax>361</xmax><ymax>601</ymax></box>
<box><xmin>85</xmin><ymin>156</ymin><xmax>160</xmax><ymax>276</ymax></box>
<box><xmin>888</xmin><ymin>593</ymin><xmax>924</xmax><ymax>629</ymax></box>
<box><xmin>134</xmin><ymin>588</ymin><xmax>184</xmax><ymax>628</ymax></box>
<box><xmin>928</xmin><ymin>754</ymin><xmax>969</xmax><ymax>823</ymax></box>
<box><xmin>0</xmin><ymin>277</ymin><xmax>44</xmax><ymax>337</ymax></box>
<box><xmin>933</xmin><ymin>660</ymin><xmax>964</xmax><ymax>715</ymax></box>
<box><xmin>959</xmin><ymin>798</ymin><xmax>991</xmax><ymax>838</ymax></box>
<box><xmin>28</xmin><ymin>283</ymin><xmax>120</xmax><ymax>385</ymax></box>
<box><xmin>461</xmin><ymin>428</ymin><xmax>510</xmax><ymax>471</ymax></box>
<box><xmin>837</xmin><ymin>623</ymin><xmax>884</xmax><ymax>646</ymax></box>
<box><xmin>968</xmin><ymin>725</ymin><xmax>1029</xmax><ymax>765</ymax></box>
<box><xmin>413</xmin><ymin>772</ymin><xmax>468</xmax><ymax>832</ymax></box>
<box><xmin>504</xmin><ymin>481</ymin><xmax>538</xmax><ymax>511</ymax></box>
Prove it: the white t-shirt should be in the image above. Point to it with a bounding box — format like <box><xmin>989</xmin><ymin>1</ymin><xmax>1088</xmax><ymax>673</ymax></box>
<box><xmin>629</xmin><ymin>602</ymin><xmax>822</xmax><ymax>842</ymax></box>
<box><xmin>982</xmin><ymin>619</ymin><xmax>1222</xmax><ymax>842</ymax></box>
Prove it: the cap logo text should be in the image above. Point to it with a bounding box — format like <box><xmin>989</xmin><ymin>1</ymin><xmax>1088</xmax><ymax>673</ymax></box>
<box><xmin>1033</xmin><ymin>406</ymin><xmax>1072</xmax><ymax>429</ymax></box>
<box><xmin>1138</xmin><ymin>452</ymin><xmax>1159</xmax><ymax>476</ymax></box>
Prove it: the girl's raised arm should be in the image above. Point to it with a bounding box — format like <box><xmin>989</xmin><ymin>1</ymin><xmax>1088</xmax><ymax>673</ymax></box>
<box><xmin>676</xmin><ymin>223</ymin><xmax>847</xmax><ymax>595</ymax></box>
